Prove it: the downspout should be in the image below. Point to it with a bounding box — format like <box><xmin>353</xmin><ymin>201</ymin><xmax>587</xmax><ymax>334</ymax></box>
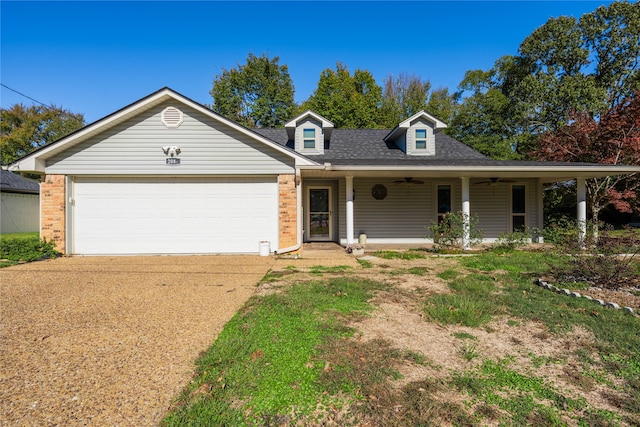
<box><xmin>275</xmin><ymin>170</ymin><xmax>303</xmax><ymax>254</ymax></box>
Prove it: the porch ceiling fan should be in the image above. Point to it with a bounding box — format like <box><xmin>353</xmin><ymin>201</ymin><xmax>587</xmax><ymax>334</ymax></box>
<box><xmin>474</xmin><ymin>177</ymin><xmax>516</xmax><ymax>186</ymax></box>
<box><xmin>393</xmin><ymin>177</ymin><xmax>424</xmax><ymax>186</ymax></box>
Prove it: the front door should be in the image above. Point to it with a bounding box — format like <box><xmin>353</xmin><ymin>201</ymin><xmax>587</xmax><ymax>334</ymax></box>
<box><xmin>307</xmin><ymin>187</ymin><xmax>332</xmax><ymax>241</ymax></box>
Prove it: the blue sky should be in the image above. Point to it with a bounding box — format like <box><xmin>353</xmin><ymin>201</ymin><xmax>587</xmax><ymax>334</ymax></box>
<box><xmin>1</xmin><ymin>1</ymin><xmax>613</xmax><ymax>124</ymax></box>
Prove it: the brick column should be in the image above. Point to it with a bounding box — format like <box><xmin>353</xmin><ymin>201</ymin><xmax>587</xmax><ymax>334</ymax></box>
<box><xmin>278</xmin><ymin>174</ymin><xmax>298</xmax><ymax>250</ymax></box>
<box><xmin>41</xmin><ymin>174</ymin><xmax>66</xmax><ymax>254</ymax></box>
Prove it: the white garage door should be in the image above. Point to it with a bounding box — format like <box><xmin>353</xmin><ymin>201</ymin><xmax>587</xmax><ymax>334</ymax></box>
<box><xmin>72</xmin><ymin>177</ymin><xmax>278</xmax><ymax>255</ymax></box>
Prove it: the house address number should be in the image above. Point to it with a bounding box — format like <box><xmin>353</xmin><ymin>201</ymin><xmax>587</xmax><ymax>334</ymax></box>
<box><xmin>166</xmin><ymin>158</ymin><xmax>181</xmax><ymax>165</ymax></box>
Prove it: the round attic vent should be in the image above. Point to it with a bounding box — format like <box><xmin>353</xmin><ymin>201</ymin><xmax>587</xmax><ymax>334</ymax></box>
<box><xmin>161</xmin><ymin>106</ymin><xmax>183</xmax><ymax>128</ymax></box>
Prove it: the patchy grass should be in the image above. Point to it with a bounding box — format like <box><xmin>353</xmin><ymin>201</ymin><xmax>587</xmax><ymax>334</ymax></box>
<box><xmin>163</xmin><ymin>277</ymin><xmax>386</xmax><ymax>426</ymax></box>
<box><xmin>164</xmin><ymin>249</ymin><xmax>640</xmax><ymax>426</ymax></box>
<box><xmin>309</xmin><ymin>265</ymin><xmax>353</xmax><ymax>275</ymax></box>
<box><xmin>372</xmin><ymin>250</ymin><xmax>426</xmax><ymax>260</ymax></box>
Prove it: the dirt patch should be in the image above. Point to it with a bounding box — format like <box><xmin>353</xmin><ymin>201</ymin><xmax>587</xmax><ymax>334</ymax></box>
<box><xmin>269</xmin><ymin>253</ymin><xmax>637</xmax><ymax>425</ymax></box>
<box><xmin>0</xmin><ymin>255</ymin><xmax>273</xmax><ymax>426</ymax></box>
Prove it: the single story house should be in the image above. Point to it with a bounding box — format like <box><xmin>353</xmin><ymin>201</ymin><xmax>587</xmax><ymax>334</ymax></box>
<box><xmin>1</xmin><ymin>169</ymin><xmax>40</xmax><ymax>234</ymax></box>
<box><xmin>9</xmin><ymin>88</ymin><xmax>640</xmax><ymax>255</ymax></box>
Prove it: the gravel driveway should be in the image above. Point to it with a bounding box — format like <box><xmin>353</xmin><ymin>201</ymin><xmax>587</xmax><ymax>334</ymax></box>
<box><xmin>0</xmin><ymin>255</ymin><xmax>274</xmax><ymax>426</ymax></box>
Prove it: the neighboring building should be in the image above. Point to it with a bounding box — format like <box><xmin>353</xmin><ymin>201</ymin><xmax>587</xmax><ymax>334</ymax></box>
<box><xmin>1</xmin><ymin>169</ymin><xmax>40</xmax><ymax>234</ymax></box>
<box><xmin>8</xmin><ymin>88</ymin><xmax>640</xmax><ymax>255</ymax></box>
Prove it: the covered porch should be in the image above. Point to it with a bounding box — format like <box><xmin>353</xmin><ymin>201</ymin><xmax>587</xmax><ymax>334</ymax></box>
<box><xmin>300</xmin><ymin>164</ymin><xmax>621</xmax><ymax>249</ymax></box>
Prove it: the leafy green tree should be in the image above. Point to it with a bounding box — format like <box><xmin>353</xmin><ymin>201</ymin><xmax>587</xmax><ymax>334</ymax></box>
<box><xmin>448</xmin><ymin>65</ymin><xmax>530</xmax><ymax>160</ymax></box>
<box><xmin>210</xmin><ymin>53</ymin><xmax>295</xmax><ymax>128</ymax></box>
<box><xmin>450</xmin><ymin>1</ymin><xmax>640</xmax><ymax>159</ymax></box>
<box><xmin>302</xmin><ymin>63</ymin><xmax>382</xmax><ymax>128</ymax></box>
<box><xmin>425</xmin><ymin>87</ymin><xmax>458</xmax><ymax>125</ymax></box>
<box><xmin>378</xmin><ymin>74</ymin><xmax>457</xmax><ymax>128</ymax></box>
<box><xmin>1</xmin><ymin>104</ymin><xmax>84</xmax><ymax>165</ymax></box>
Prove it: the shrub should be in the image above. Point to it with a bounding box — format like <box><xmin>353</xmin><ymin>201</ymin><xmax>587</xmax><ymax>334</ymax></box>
<box><xmin>427</xmin><ymin>211</ymin><xmax>483</xmax><ymax>250</ymax></box>
<box><xmin>553</xmin><ymin>226</ymin><xmax>639</xmax><ymax>290</ymax></box>
<box><xmin>492</xmin><ymin>229</ymin><xmax>532</xmax><ymax>252</ymax></box>
<box><xmin>0</xmin><ymin>235</ymin><xmax>59</xmax><ymax>263</ymax></box>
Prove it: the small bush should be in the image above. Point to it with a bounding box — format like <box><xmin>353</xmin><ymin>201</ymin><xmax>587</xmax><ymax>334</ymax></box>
<box><xmin>427</xmin><ymin>211</ymin><xmax>483</xmax><ymax>250</ymax></box>
<box><xmin>553</xmin><ymin>226</ymin><xmax>639</xmax><ymax>290</ymax></box>
<box><xmin>0</xmin><ymin>235</ymin><xmax>59</xmax><ymax>264</ymax></box>
<box><xmin>492</xmin><ymin>229</ymin><xmax>532</xmax><ymax>252</ymax></box>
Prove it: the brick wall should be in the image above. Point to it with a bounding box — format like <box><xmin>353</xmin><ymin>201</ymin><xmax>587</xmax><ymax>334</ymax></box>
<box><xmin>278</xmin><ymin>174</ymin><xmax>298</xmax><ymax>251</ymax></box>
<box><xmin>41</xmin><ymin>174</ymin><xmax>66</xmax><ymax>253</ymax></box>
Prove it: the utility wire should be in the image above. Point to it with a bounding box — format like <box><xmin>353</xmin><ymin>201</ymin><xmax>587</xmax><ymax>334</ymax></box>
<box><xmin>1</xmin><ymin>83</ymin><xmax>57</xmax><ymax>110</ymax></box>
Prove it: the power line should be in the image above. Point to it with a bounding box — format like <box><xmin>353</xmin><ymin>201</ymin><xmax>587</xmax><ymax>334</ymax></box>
<box><xmin>1</xmin><ymin>83</ymin><xmax>56</xmax><ymax>110</ymax></box>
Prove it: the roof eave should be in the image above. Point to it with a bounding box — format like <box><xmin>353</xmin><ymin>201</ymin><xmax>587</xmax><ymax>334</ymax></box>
<box><xmin>300</xmin><ymin>164</ymin><xmax>640</xmax><ymax>181</ymax></box>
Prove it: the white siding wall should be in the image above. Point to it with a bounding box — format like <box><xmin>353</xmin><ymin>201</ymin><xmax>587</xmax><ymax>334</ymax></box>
<box><xmin>333</xmin><ymin>178</ymin><xmax>540</xmax><ymax>243</ymax></box>
<box><xmin>0</xmin><ymin>193</ymin><xmax>40</xmax><ymax>233</ymax></box>
<box><xmin>46</xmin><ymin>101</ymin><xmax>295</xmax><ymax>175</ymax></box>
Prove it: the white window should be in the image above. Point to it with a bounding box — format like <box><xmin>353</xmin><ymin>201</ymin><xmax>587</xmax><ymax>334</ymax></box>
<box><xmin>303</xmin><ymin>128</ymin><xmax>316</xmax><ymax>149</ymax></box>
<box><xmin>415</xmin><ymin>129</ymin><xmax>427</xmax><ymax>150</ymax></box>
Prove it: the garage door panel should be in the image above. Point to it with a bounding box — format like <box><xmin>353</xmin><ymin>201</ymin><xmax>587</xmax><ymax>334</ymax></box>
<box><xmin>73</xmin><ymin>177</ymin><xmax>278</xmax><ymax>254</ymax></box>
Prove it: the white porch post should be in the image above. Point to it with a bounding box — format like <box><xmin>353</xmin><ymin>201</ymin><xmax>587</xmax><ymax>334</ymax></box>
<box><xmin>577</xmin><ymin>177</ymin><xmax>587</xmax><ymax>247</ymax></box>
<box><xmin>461</xmin><ymin>176</ymin><xmax>470</xmax><ymax>250</ymax></box>
<box><xmin>346</xmin><ymin>175</ymin><xmax>354</xmax><ymax>245</ymax></box>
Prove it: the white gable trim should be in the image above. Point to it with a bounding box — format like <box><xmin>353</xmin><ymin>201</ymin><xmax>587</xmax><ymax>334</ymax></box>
<box><xmin>285</xmin><ymin>110</ymin><xmax>334</xmax><ymax>129</ymax></box>
<box><xmin>11</xmin><ymin>87</ymin><xmax>318</xmax><ymax>173</ymax></box>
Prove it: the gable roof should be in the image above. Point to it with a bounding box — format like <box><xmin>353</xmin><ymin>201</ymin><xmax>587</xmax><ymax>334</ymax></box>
<box><xmin>0</xmin><ymin>170</ymin><xmax>40</xmax><ymax>194</ymax></box>
<box><xmin>10</xmin><ymin>87</ymin><xmax>318</xmax><ymax>173</ymax></box>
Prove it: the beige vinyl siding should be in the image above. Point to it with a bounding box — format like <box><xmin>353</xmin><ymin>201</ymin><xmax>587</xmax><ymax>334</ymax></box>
<box><xmin>45</xmin><ymin>101</ymin><xmax>295</xmax><ymax>175</ymax></box>
<box><xmin>340</xmin><ymin>178</ymin><xmax>451</xmax><ymax>242</ymax></box>
<box><xmin>470</xmin><ymin>179</ymin><xmax>539</xmax><ymax>239</ymax></box>
<box><xmin>470</xmin><ymin>181</ymin><xmax>509</xmax><ymax>238</ymax></box>
<box><xmin>335</xmin><ymin>178</ymin><xmax>540</xmax><ymax>243</ymax></box>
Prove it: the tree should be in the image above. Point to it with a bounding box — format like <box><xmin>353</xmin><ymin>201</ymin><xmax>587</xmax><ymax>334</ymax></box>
<box><xmin>378</xmin><ymin>74</ymin><xmax>457</xmax><ymax>128</ymax></box>
<box><xmin>302</xmin><ymin>63</ymin><xmax>382</xmax><ymax>128</ymax></box>
<box><xmin>425</xmin><ymin>87</ymin><xmax>458</xmax><ymax>126</ymax></box>
<box><xmin>1</xmin><ymin>104</ymin><xmax>84</xmax><ymax>165</ymax></box>
<box><xmin>379</xmin><ymin>73</ymin><xmax>431</xmax><ymax>127</ymax></box>
<box><xmin>450</xmin><ymin>2</ymin><xmax>640</xmax><ymax>159</ymax></box>
<box><xmin>448</xmin><ymin>64</ymin><xmax>530</xmax><ymax>160</ymax></box>
<box><xmin>210</xmin><ymin>53</ymin><xmax>295</xmax><ymax>128</ymax></box>
<box><xmin>534</xmin><ymin>91</ymin><xmax>640</xmax><ymax>225</ymax></box>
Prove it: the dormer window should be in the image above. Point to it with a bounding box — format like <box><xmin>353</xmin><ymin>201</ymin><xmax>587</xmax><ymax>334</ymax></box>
<box><xmin>415</xmin><ymin>129</ymin><xmax>427</xmax><ymax>150</ymax></box>
<box><xmin>303</xmin><ymin>128</ymin><xmax>316</xmax><ymax>149</ymax></box>
<box><xmin>285</xmin><ymin>111</ymin><xmax>333</xmax><ymax>155</ymax></box>
<box><xmin>383</xmin><ymin>111</ymin><xmax>447</xmax><ymax>157</ymax></box>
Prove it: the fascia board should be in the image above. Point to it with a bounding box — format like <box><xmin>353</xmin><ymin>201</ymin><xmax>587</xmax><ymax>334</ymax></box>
<box><xmin>284</xmin><ymin>110</ymin><xmax>334</xmax><ymax>129</ymax></box>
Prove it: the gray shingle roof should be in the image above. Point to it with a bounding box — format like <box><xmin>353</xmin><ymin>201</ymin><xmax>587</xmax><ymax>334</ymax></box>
<box><xmin>0</xmin><ymin>170</ymin><xmax>40</xmax><ymax>194</ymax></box>
<box><xmin>252</xmin><ymin>128</ymin><xmax>489</xmax><ymax>165</ymax></box>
